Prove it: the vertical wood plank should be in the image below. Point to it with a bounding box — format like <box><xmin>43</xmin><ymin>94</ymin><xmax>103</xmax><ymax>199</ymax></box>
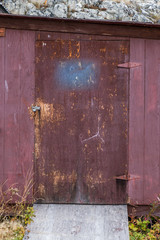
<box><xmin>144</xmin><ymin>40</ymin><xmax>160</xmax><ymax>204</ymax></box>
<box><xmin>0</xmin><ymin>37</ymin><xmax>5</xmax><ymax>185</ymax></box>
<box><xmin>4</xmin><ymin>30</ymin><xmax>35</xmax><ymax>201</ymax></box>
<box><xmin>19</xmin><ymin>30</ymin><xmax>35</xmax><ymax>200</ymax></box>
<box><xmin>128</xmin><ymin>38</ymin><xmax>145</xmax><ymax>204</ymax></box>
<box><xmin>4</xmin><ymin>29</ymin><xmax>22</xmax><ymax>188</ymax></box>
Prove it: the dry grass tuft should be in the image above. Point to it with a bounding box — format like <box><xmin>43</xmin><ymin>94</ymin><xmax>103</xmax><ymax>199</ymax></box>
<box><xmin>0</xmin><ymin>169</ymin><xmax>35</xmax><ymax>240</ymax></box>
<box><xmin>0</xmin><ymin>220</ymin><xmax>24</xmax><ymax>240</ymax></box>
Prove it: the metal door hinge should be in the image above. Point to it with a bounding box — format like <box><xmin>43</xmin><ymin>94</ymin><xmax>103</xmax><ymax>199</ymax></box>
<box><xmin>114</xmin><ymin>174</ymin><xmax>140</xmax><ymax>181</ymax></box>
<box><xmin>118</xmin><ymin>62</ymin><xmax>142</xmax><ymax>69</ymax></box>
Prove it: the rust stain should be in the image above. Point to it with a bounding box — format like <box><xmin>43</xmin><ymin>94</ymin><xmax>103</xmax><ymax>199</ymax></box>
<box><xmin>36</xmin><ymin>98</ymin><xmax>66</xmax><ymax>128</ymax></box>
<box><xmin>68</xmin><ymin>41</ymin><xmax>72</xmax><ymax>59</ymax></box>
<box><xmin>28</xmin><ymin>99</ymin><xmax>66</xmax><ymax>160</ymax></box>
<box><xmin>39</xmin><ymin>157</ymin><xmax>48</xmax><ymax>177</ymax></box>
<box><xmin>74</xmin><ymin>41</ymin><xmax>80</xmax><ymax>58</ymax></box>
<box><xmin>38</xmin><ymin>183</ymin><xmax>45</xmax><ymax>196</ymax></box>
<box><xmin>37</xmin><ymin>33</ymin><xmax>40</xmax><ymax>40</ymax></box>
<box><xmin>108</xmin><ymin>104</ymin><xmax>114</xmax><ymax>122</ymax></box>
<box><xmin>97</xmin><ymin>143</ymin><xmax>103</xmax><ymax>152</ymax></box>
<box><xmin>119</xmin><ymin>45</ymin><xmax>128</xmax><ymax>54</ymax></box>
<box><xmin>50</xmin><ymin>170</ymin><xmax>77</xmax><ymax>192</ymax></box>
<box><xmin>81</xmin><ymin>114</ymin><xmax>85</xmax><ymax>122</ymax></box>
<box><xmin>102</xmin><ymin>61</ymin><xmax>108</xmax><ymax>66</ymax></box>
<box><xmin>121</xmin><ymin>102</ymin><xmax>128</xmax><ymax>138</ymax></box>
<box><xmin>121</xmin><ymin>102</ymin><xmax>128</xmax><ymax>122</ymax></box>
<box><xmin>100</xmin><ymin>105</ymin><xmax>105</xmax><ymax>110</ymax></box>
<box><xmin>68</xmin><ymin>128</ymin><xmax>75</xmax><ymax>136</ymax></box>
<box><xmin>0</xmin><ymin>28</ymin><xmax>5</xmax><ymax>37</ymax></box>
<box><xmin>87</xmin><ymin>129</ymin><xmax>91</xmax><ymax>136</ymax></box>
<box><xmin>69</xmin><ymin>92</ymin><xmax>77</xmax><ymax>97</ymax></box>
<box><xmin>35</xmin><ymin>41</ymin><xmax>42</xmax><ymax>48</ymax></box>
<box><xmin>67</xmin><ymin>41</ymin><xmax>80</xmax><ymax>59</ymax></box>
<box><xmin>34</xmin><ymin>120</ymin><xmax>41</xmax><ymax>160</ymax></box>
<box><xmin>86</xmin><ymin>170</ymin><xmax>106</xmax><ymax>188</ymax></box>
<box><xmin>108</xmin><ymin>87</ymin><xmax>118</xmax><ymax>98</ymax></box>
<box><xmin>100</xmin><ymin>48</ymin><xmax>106</xmax><ymax>53</ymax></box>
<box><xmin>101</xmin><ymin>122</ymin><xmax>106</xmax><ymax>129</ymax></box>
<box><xmin>35</xmin><ymin>57</ymin><xmax>40</xmax><ymax>63</ymax></box>
<box><xmin>28</xmin><ymin>105</ymin><xmax>41</xmax><ymax>159</ymax></box>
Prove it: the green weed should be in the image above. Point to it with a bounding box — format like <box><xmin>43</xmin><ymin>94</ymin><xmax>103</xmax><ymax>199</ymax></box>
<box><xmin>129</xmin><ymin>198</ymin><xmax>160</xmax><ymax>239</ymax></box>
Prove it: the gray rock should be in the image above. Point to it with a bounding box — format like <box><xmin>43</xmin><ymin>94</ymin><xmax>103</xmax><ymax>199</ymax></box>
<box><xmin>52</xmin><ymin>3</ymin><xmax>67</xmax><ymax>18</ymax></box>
<box><xmin>1</xmin><ymin>0</ymin><xmax>160</xmax><ymax>24</ymax></box>
<box><xmin>26</xmin><ymin>2</ymin><xmax>36</xmax><ymax>11</ymax></box>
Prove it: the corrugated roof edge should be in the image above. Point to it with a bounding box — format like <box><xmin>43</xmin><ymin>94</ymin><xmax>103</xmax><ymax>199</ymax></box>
<box><xmin>0</xmin><ymin>13</ymin><xmax>160</xmax><ymax>39</ymax></box>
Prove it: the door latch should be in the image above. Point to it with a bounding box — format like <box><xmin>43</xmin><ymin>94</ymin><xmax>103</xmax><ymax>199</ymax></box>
<box><xmin>32</xmin><ymin>106</ymin><xmax>41</xmax><ymax>112</ymax></box>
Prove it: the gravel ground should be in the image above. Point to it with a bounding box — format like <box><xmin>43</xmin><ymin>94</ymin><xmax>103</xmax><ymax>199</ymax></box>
<box><xmin>1</xmin><ymin>0</ymin><xmax>160</xmax><ymax>23</ymax></box>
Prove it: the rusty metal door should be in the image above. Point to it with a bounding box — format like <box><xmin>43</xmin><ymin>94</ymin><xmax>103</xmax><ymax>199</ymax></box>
<box><xmin>34</xmin><ymin>35</ymin><xmax>129</xmax><ymax>204</ymax></box>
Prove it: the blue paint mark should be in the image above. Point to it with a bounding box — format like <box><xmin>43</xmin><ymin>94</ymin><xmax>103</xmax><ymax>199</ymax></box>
<box><xmin>55</xmin><ymin>60</ymin><xmax>99</xmax><ymax>90</ymax></box>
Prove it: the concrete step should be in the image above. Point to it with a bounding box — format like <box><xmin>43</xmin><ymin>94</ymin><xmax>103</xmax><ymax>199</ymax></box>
<box><xmin>24</xmin><ymin>204</ymin><xmax>129</xmax><ymax>240</ymax></box>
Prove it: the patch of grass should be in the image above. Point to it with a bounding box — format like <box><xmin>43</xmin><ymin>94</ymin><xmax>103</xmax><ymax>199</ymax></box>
<box><xmin>0</xmin><ymin>169</ymin><xmax>35</xmax><ymax>240</ymax></box>
<box><xmin>0</xmin><ymin>220</ymin><xmax>25</xmax><ymax>240</ymax></box>
<box><xmin>129</xmin><ymin>198</ymin><xmax>160</xmax><ymax>239</ymax></box>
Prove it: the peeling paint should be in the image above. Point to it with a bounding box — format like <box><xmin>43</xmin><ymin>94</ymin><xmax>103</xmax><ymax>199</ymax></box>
<box><xmin>100</xmin><ymin>48</ymin><xmax>106</xmax><ymax>53</ymax></box>
<box><xmin>28</xmin><ymin>99</ymin><xmax>66</xmax><ymax>160</ymax></box>
<box><xmin>34</xmin><ymin>112</ymin><xmax>41</xmax><ymax>160</ymax></box>
<box><xmin>108</xmin><ymin>104</ymin><xmax>114</xmax><ymax>122</ymax></box>
<box><xmin>119</xmin><ymin>45</ymin><xmax>128</xmax><ymax>55</ymax></box>
<box><xmin>38</xmin><ymin>183</ymin><xmax>45</xmax><ymax>196</ymax></box>
<box><xmin>50</xmin><ymin>170</ymin><xmax>77</xmax><ymax>192</ymax></box>
<box><xmin>55</xmin><ymin>60</ymin><xmax>99</xmax><ymax>90</ymax></box>
<box><xmin>86</xmin><ymin>170</ymin><xmax>106</xmax><ymax>188</ymax></box>
<box><xmin>36</xmin><ymin>98</ymin><xmax>66</xmax><ymax>128</ymax></box>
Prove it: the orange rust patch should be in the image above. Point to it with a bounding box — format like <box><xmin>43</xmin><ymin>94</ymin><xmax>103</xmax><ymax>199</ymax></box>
<box><xmin>50</xmin><ymin>40</ymin><xmax>81</xmax><ymax>60</ymax></box>
<box><xmin>50</xmin><ymin>170</ymin><xmax>77</xmax><ymax>192</ymax></box>
<box><xmin>87</xmin><ymin>129</ymin><xmax>91</xmax><ymax>136</ymax></box>
<box><xmin>36</xmin><ymin>98</ymin><xmax>66</xmax><ymax>128</ymax></box>
<box><xmin>100</xmin><ymin>48</ymin><xmax>106</xmax><ymax>53</ymax></box>
<box><xmin>68</xmin><ymin>128</ymin><xmax>75</xmax><ymax>136</ymax></box>
<box><xmin>86</xmin><ymin>170</ymin><xmax>106</xmax><ymax>188</ymax></box>
<box><xmin>0</xmin><ymin>28</ymin><xmax>5</xmax><ymax>37</ymax></box>
<box><xmin>35</xmin><ymin>122</ymin><xmax>41</xmax><ymax>160</ymax></box>
<box><xmin>121</xmin><ymin>102</ymin><xmax>128</xmax><ymax>138</ymax></box>
<box><xmin>121</xmin><ymin>102</ymin><xmax>128</xmax><ymax>122</ymax></box>
<box><xmin>119</xmin><ymin>45</ymin><xmax>128</xmax><ymax>55</ymax></box>
<box><xmin>67</xmin><ymin>41</ymin><xmax>80</xmax><ymax>59</ymax></box>
<box><xmin>97</xmin><ymin>143</ymin><xmax>103</xmax><ymax>152</ymax></box>
<box><xmin>28</xmin><ymin>105</ymin><xmax>41</xmax><ymax>160</ymax></box>
<box><xmin>107</xmin><ymin>104</ymin><xmax>114</xmax><ymax>122</ymax></box>
<box><xmin>38</xmin><ymin>183</ymin><xmax>45</xmax><ymax>196</ymax></box>
<box><xmin>28</xmin><ymin>99</ymin><xmax>66</xmax><ymax>160</ymax></box>
<box><xmin>81</xmin><ymin>114</ymin><xmax>85</xmax><ymax>122</ymax></box>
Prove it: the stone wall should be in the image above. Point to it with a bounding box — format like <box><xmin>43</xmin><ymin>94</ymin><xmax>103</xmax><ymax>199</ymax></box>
<box><xmin>1</xmin><ymin>0</ymin><xmax>160</xmax><ymax>23</ymax></box>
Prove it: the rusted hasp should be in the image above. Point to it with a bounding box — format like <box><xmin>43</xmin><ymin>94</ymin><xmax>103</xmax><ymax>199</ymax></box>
<box><xmin>118</xmin><ymin>62</ymin><xmax>142</xmax><ymax>68</ymax></box>
<box><xmin>114</xmin><ymin>174</ymin><xmax>140</xmax><ymax>181</ymax></box>
<box><xmin>32</xmin><ymin>106</ymin><xmax>41</xmax><ymax>112</ymax></box>
<box><xmin>0</xmin><ymin>28</ymin><xmax>5</xmax><ymax>37</ymax></box>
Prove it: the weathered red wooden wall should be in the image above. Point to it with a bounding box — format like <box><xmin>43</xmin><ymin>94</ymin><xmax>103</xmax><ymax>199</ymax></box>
<box><xmin>128</xmin><ymin>38</ymin><xmax>160</xmax><ymax>205</ymax></box>
<box><xmin>0</xmin><ymin>16</ymin><xmax>160</xmax><ymax>206</ymax></box>
<box><xmin>0</xmin><ymin>29</ymin><xmax>35</xmax><ymax>199</ymax></box>
<box><xmin>0</xmin><ymin>32</ymin><xmax>5</xmax><ymax>186</ymax></box>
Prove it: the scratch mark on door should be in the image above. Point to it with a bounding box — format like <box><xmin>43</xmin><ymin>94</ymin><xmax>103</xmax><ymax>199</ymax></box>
<box><xmin>80</xmin><ymin>116</ymin><xmax>105</xmax><ymax>144</ymax></box>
